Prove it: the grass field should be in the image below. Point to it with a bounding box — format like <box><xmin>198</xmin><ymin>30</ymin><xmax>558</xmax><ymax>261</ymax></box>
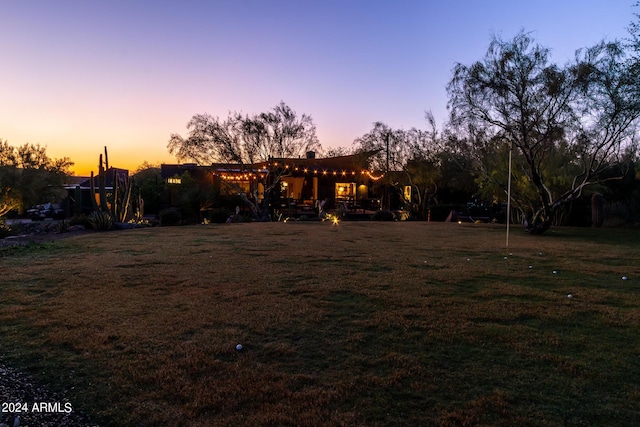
<box><xmin>1</xmin><ymin>221</ymin><xmax>640</xmax><ymax>426</ymax></box>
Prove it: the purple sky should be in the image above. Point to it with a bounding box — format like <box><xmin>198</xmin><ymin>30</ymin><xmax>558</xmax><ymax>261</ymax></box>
<box><xmin>1</xmin><ymin>0</ymin><xmax>635</xmax><ymax>175</ymax></box>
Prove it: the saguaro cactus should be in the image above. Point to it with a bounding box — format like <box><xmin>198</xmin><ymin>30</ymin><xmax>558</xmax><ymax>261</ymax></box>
<box><xmin>89</xmin><ymin>146</ymin><xmax>134</xmax><ymax>222</ymax></box>
<box><xmin>110</xmin><ymin>167</ymin><xmax>133</xmax><ymax>222</ymax></box>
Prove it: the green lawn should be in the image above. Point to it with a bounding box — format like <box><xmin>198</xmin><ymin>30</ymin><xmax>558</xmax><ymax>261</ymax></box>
<box><xmin>1</xmin><ymin>222</ymin><xmax>639</xmax><ymax>426</ymax></box>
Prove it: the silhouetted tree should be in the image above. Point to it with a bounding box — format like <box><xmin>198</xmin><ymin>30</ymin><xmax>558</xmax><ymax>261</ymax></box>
<box><xmin>0</xmin><ymin>140</ymin><xmax>73</xmax><ymax>217</ymax></box>
<box><xmin>352</xmin><ymin>113</ymin><xmax>444</xmax><ymax>216</ymax></box>
<box><xmin>448</xmin><ymin>32</ymin><xmax>640</xmax><ymax>234</ymax></box>
<box><xmin>168</xmin><ymin>102</ymin><xmax>320</xmax><ymax>221</ymax></box>
<box><xmin>132</xmin><ymin>162</ymin><xmax>164</xmax><ymax>216</ymax></box>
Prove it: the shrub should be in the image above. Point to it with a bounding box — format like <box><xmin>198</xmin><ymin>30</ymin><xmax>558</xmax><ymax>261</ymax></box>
<box><xmin>159</xmin><ymin>208</ymin><xmax>182</xmax><ymax>226</ymax></box>
<box><xmin>88</xmin><ymin>211</ymin><xmax>113</xmax><ymax>231</ymax></box>
<box><xmin>204</xmin><ymin>208</ymin><xmax>232</xmax><ymax>224</ymax></box>
<box><xmin>0</xmin><ymin>222</ymin><xmax>12</xmax><ymax>239</ymax></box>
<box><xmin>69</xmin><ymin>215</ymin><xmax>92</xmax><ymax>230</ymax></box>
<box><xmin>371</xmin><ymin>210</ymin><xmax>396</xmax><ymax>221</ymax></box>
<box><xmin>56</xmin><ymin>220</ymin><xmax>69</xmax><ymax>233</ymax></box>
<box><xmin>395</xmin><ymin>210</ymin><xmax>411</xmax><ymax>221</ymax></box>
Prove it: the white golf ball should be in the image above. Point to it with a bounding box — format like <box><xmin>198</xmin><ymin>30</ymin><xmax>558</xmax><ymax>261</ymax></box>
<box><xmin>553</xmin><ymin>270</ymin><xmax>558</xmax><ymax>274</ymax></box>
<box><xmin>622</xmin><ymin>276</ymin><xmax>628</xmax><ymax>281</ymax></box>
<box><xmin>567</xmin><ymin>294</ymin><xmax>573</xmax><ymax>298</ymax></box>
<box><xmin>235</xmin><ymin>344</ymin><xmax>243</xmax><ymax>351</ymax></box>
<box><xmin>529</xmin><ymin>265</ymin><xmax>533</xmax><ymax>269</ymax></box>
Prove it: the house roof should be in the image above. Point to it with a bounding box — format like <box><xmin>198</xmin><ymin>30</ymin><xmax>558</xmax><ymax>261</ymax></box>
<box><xmin>71</xmin><ymin>167</ymin><xmax>129</xmax><ymax>189</ymax></box>
<box><xmin>270</xmin><ymin>150</ymin><xmax>379</xmax><ymax>171</ymax></box>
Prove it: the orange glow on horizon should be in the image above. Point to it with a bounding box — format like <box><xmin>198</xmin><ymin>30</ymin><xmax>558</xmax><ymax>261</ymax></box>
<box><xmin>68</xmin><ymin>155</ymin><xmax>176</xmax><ymax>177</ymax></box>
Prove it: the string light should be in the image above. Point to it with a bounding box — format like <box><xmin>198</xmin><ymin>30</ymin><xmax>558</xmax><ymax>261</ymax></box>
<box><xmin>214</xmin><ymin>164</ymin><xmax>384</xmax><ymax>181</ymax></box>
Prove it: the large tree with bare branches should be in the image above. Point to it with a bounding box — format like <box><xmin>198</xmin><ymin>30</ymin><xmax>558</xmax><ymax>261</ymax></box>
<box><xmin>168</xmin><ymin>102</ymin><xmax>320</xmax><ymax>220</ymax></box>
<box><xmin>352</xmin><ymin>114</ymin><xmax>444</xmax><ymax>216</ymax></box>
<box><xmin>447</xmin><ymin>32</ymin><xmax>640</xmax><ymax>234</ymax></box>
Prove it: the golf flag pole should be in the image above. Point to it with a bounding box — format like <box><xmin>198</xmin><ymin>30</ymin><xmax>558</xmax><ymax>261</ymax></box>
<box><xmin>506</xmin><ymin>141</ymin><xmax>513</xmax><ymax>253</ymax></box>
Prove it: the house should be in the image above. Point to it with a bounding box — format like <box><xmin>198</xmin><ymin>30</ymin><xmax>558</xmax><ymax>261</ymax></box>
<box><xmin>160</xmin><ymin>151</ymin><xmax>384</xmax><ymax>217</ymax></box>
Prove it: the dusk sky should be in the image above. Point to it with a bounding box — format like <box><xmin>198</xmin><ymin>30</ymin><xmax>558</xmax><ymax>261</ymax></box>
<box><xmin>1</xmin><ymin>1</ymin><xmax>635</xmax><ymax>176</ymax></box>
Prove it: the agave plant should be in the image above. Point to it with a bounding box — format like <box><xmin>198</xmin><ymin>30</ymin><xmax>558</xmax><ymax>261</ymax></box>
<box><xmin>88</xmin><ymin>211</ymin><xmax>113</xmax><ymax>231</ymax></box>
<box><xmin>56</xmin><ymin>219</ymin><xmax>69</xmax><ymax>233</ymax></box>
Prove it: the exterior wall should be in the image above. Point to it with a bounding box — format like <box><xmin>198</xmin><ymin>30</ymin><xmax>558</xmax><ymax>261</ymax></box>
<box><xmin>160</xmin><ymin>152</ymin><xmax>383</xmax><ymax>215</ymax></box>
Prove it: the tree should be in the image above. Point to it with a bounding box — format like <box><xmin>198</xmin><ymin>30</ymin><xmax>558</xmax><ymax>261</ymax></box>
<box><xmin>0</xmin><ymin>140</ymin><xmax>73</xmax><ymax>218</ymax></box>
<box><xmin>436</xmin><ymin>132</ymin><xmax>480</xmax><ymax>206</ymax></box>
<box><xmin>168</xmin><ymin>102</ymin><xmax>320</xmax><ymax>221</ymax></box>
<box><xmin>324</xmin><ymin>146</ymin><xmax>352</xmax><ymax>158</ymax></box>
<box><xmin>628</xmin><ymin>2</ymin><xmax>640</xmax><ymax>61</ymax></box>
<box><xmin>447</xmin><ymin>32</ymin><xmax>640</xmax><ymax>234</ymax></box>
<box><xmin>132</xmin><ymin>162</ymin><xmax>164</xmax><ymax>216</ymax></box>
<box><xmin>352</xmin><ymin>114</ymin><xmax>446</xmax><ymax>217</ymax></box>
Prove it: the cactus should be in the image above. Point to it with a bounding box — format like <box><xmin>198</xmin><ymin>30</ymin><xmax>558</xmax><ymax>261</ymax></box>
<box><xmin>99</xmin><ymin>152</ymin><xmax>108</xmax><ymax>212</ymax></box>
<box><xmin>89</xmin><ymin>146</ymin><xmax>134</xmax><ymax>222</ymax></box>
<box><xmin>591</xmin><ymin>192</ymin><xmax>604</xmax><ymax>227</ymax></box>
<box><xmin>110</xmin><ymin>167</ymin><xmax>133</xmax><ymax>222</ymax></box>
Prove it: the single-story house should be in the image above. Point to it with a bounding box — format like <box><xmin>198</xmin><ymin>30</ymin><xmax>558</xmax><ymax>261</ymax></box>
<box><xmin>160</xmin><ymin>151</ymin><xmax>385</xmax><ymax>216</ymax></box>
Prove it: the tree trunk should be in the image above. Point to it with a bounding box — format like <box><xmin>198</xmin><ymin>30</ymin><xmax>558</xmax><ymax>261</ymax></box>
<box><xmin>238</xmin><ymin>193</ymin><xmax>260</xmax><ymax>221</ymax></box>
<box><xmin>259</xmin><ymin>190</ymin><xmax>272</xmax><ymax>222</ymax></box>
<box><xmin>525</xmin><ymin>207</ymin><xmax>553</xmax><ymax>234</ymax></box>
<box><xmin>591</xmin><ymin>193</ymin><xmax>605</xmax><ymax>227</ymax></box>
<box><xmin>525</xmin><ymin>219</ymin><xmax>552</xmax><ymax>234</ymax></box>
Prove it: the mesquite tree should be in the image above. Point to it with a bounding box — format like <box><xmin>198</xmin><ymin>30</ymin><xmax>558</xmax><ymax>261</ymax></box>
<box><xmin>447</xmin><ymin>32</ymin><xmax>640</xmax><ymax>234</ymax></box>
<box><xmin>352</xmin><ymin>113</ymin><xmax>444</xmax><ymax>216</ymax></box>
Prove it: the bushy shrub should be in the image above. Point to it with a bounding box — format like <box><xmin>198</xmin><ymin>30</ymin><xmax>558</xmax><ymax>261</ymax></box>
<box><xmin>159</xmin><ymin>208</ymin><xmax>182</xmax><ymax>226</ymax></box>
<box><xmin>204</xmin><ymin>208</ymin><xmax>233</xmax><ymax>224</ymax></box>
<box><xmin>395</xmin><ymin>210</ymin><xmax>411</xmax><ymax>221</ymax></box>
<box><xmin>371</xmin><ymin>210</ymin><xmax>396</xmax><ymax>221</ymax></box>
<box><xmin>0</xmin><ymin>222</ymin><xmax>12</xmax><ymax>239</ymax></box>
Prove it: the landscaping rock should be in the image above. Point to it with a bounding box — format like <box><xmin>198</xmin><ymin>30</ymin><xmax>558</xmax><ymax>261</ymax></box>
<box><xmin>0</xmin><ymin>362</ymin><xmax>97</xmax><ymax>426</ymax></box>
